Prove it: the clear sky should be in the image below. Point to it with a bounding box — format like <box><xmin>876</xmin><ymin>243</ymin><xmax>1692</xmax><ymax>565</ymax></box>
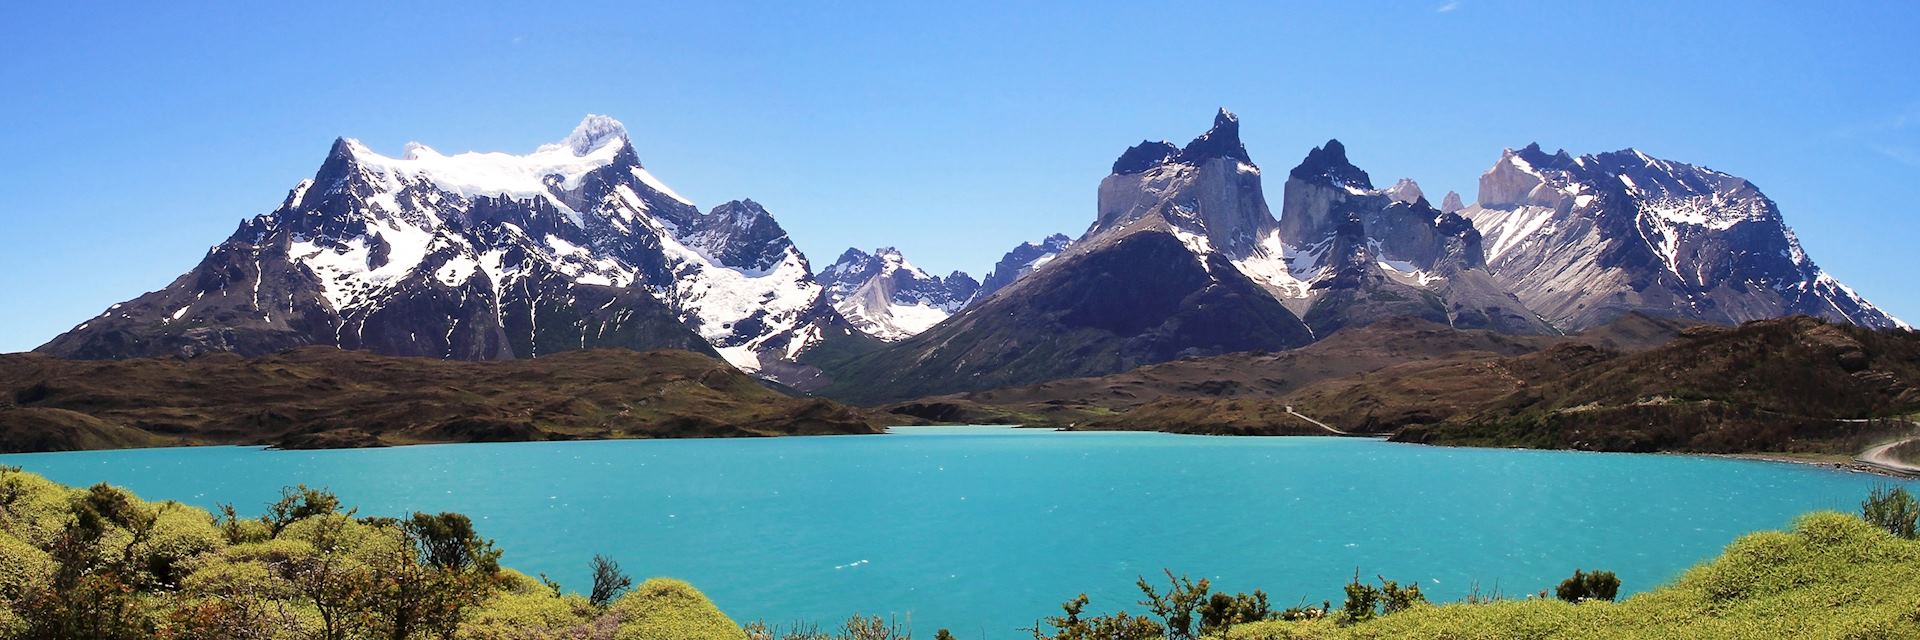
<box><xmin>3</xmin><ymin>2</ymin><xmax>1917</xmax><ymax>352</ymax></box>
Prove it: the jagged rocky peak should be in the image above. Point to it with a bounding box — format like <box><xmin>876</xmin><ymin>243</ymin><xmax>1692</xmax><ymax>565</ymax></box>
<box><xmin>1092</xmin><ymin>108</ymin><xmax>1275</xmax><ymax>259</ymax></box>
<box><xmin>685</xmin><ymin>199</ymin><xmax>797</xmax><ymax>273</ymax></box>
<box><xmin>1477</xmin><ymin>142</ymin><xmax>1582</xmax><ymax>208</ymax></box>
<box><xmin>1176</xmin><ymin>107</ymin><xmax>1252</xmax><ymax>165</ymax></box>
<box><xmin>1385</xmin><ymin>178</ymin><xmax>1425</xmax><ymax>205</ymax></box>
<box><xmin>1440</xmin><ymin>191</ymin><xmax>1466</xmax><ymax>213</ymax></box>
<box><xmin>1288</xmin><ymin>139</ymin><xmax>1372</xmax><ymax>191</ymax></box>
<box><xmin>971</xmin><ymin>233</ymin><xmax>1073</xmax><ymax>305</ymax></box>
<box><xmin>1277</xmin><ymin>139</ymin><xmax>1385</xmax><ymax>248</ymax></box>
<box><xmin>1112</xmin><ymin>140</ymin><xmax>1180</xmax><ymax>175</ymax></box>
<box><xmin>820</xmin><ymin>246</ymin><xmax>977</xmax><ymax>341</ymax></box>
<box><xmin>1268</xmin><ymin>138</ymin><xmax>1555</xmax><ymax>336</ymax></box>
<box><xmin>1109</xmin><ymin>108</ymin><xmax>1252</xmax><ymax>176</ymax></box>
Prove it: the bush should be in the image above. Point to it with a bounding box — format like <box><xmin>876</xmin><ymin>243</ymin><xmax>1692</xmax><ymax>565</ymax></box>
<box><xmin>1862</xmin><ymin>483</ymin><xmax>1919</xmax><ymax>539</ymax></box>
<box><xmin>1198</xmin><ymin>589</ymin><xmax>1274</xmax><ymax>636</ymax></box>
<box><xmin>612</xmin><ymin>577</ymin><xmax>747</xmax><ymax>640</ymax></box>
<box><xmin>1137</xmin><ymin>570</ymin><xmax>1209</xmax><ymax>639</ymax></box>
<box><xmin>1553</xmin><ymin>569</ymin><xmax>1620</xmax><ymax>603</ymax></box>
<box><xmin>1337</xmin><ymin>573</ymin><xmax>1425</xmax><ymax>625</ymax></box>
<box><xmin>1028</xmin><ymin>594</ymin><xmax>1162</xmax><ymax>640</ymax></box>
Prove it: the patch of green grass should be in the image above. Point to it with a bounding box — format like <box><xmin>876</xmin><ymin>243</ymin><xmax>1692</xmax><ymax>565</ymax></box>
<box><xmin>1220</xmin><ymin>512</ymin><xmax>1920</xmax><ymax>639</ymax></box>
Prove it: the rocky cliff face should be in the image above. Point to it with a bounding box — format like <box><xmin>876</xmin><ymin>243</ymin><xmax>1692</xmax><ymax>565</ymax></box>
<box><xmin>1093</xmin><ymin>109</ymin><xmax>1279</xmax><ymax>260</ymax></box>
<box><xmin>39</xmin><ymin>116</ymin><xmax>859</xmax><ymax>388</ymax></box>
<box><xmin>814</xmin><ymin>110</ymin><xmax>1316</xmax><ymax>402</ymax></box>
<box><xmin>818</xmin><ymin>247</ymin><xmax>977</xmax><ymax>341</ymax></box>
<box><xmin>1271</xmin><ymin>141</ymin><xmax>1553</xmax><ymax>336</ymax></box>
<box><xmin>1462</xmin><ymin>144</ymin><xmax>1906</xmax><ymax>331</ymax></box>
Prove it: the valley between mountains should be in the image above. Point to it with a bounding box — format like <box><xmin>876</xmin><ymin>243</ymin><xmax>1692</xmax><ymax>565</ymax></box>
<box><xmin>8</xmin><ymin>111</ymin><xmax>1916</xmax><ymax>458</ymax></box>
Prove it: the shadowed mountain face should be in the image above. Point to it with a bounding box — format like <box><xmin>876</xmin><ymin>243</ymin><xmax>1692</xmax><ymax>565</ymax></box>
<box><xmin>1462</xmin><ymin>144</ymin><xmax>1905</xmax><ymax>332</ymax></box>
<box><xmin>812</xmin><ymin>110</ymin><xmax>1318</xmax><ymax>403</ymax></box>
<box><xmin>813</xmin><ymin>230</ymin><xmax>1316</xmax><ymax>404</ymax></box>
<box><xmin>37</xmin><ymin>116</ymin><xmax>859</xmax><ymax>389</ymax></box>
<box><xmin>816</xmin><ymin>110</ymin><xmax>1561</xmax><ymax>403</ymax></box>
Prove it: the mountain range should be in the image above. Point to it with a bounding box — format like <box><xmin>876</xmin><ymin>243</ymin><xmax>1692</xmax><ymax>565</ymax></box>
<box><xmin>37</xmin><ymin>111</ymin><xmax>1907</xmax><ymax>403</ymax></box>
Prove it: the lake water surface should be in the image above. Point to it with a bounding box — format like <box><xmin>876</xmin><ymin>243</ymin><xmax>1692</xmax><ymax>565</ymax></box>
<box><xmin>0</xmin><ymin>427</ymin><xmax>1906</xmax><ymax>637</ymax></box>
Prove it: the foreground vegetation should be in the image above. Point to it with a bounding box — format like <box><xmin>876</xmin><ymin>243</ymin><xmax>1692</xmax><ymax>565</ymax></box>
<box><xmin>1029</xmin><ymin>486</ymin><xmax>1920</xmax><ymax>640</ymax></box>
<box><xmin>2</xmin><ymin>465</ymin><xmax>1917</xmax><ymax>639</ymax></box>
<box><xmin>0</xmin><ymin>466</ymin><xmax>754</xmax><ymax>639</ymax></box>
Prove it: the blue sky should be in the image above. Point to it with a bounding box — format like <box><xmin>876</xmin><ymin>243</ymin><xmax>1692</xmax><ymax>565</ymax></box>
<box><xmin>2</xmin><ymin>2</ymin><xmax>1916</xmax><ymax>352</ymax></box>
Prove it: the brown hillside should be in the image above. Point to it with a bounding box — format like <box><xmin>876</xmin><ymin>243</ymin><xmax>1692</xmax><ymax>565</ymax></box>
<box><xmin>0</xmin><ymin>347</ymin><xmax>885</xmax><ymax>453</ymax></box>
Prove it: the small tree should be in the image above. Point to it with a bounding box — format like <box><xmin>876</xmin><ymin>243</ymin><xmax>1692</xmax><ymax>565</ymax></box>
<box><xmin>1198</xmin><ymin>589</ymin><xmax>1273</xmax><ymax>636</ymax></box>
<box><xmin>1338</xmin><ymin>572</ymin><xmax>1426</xmax><ymax>625</ymax></box>
<box><xmin>588</xmin><ymin>554</ymin><xmax>633</xmax><ymax>607</ymax></box>
<box><xmin>1862</xmin><ymin>484</ymin><xmax>1919</xmax><ymax>539</ymax></box>
<box><xmin>1136</xmin><ymin>570</ymin><xmax>1209</xmax><ymax>639</ymax></box>
<box><xmin>1554</xmin><ymin>569</ymin><xmax>1621</xmax><ymax>603</ymax></box>
<box><xmin>261</xmin><ymin>485</ymin><xmax>343</xmax><ymax>537</ymax></box>
<box><xmin>935</xmin><ymin>630</ymin><xmax>958</xmax><ymax>640</ymax></box>
<box><xmin>1029</xmin><ymin>594</ymin><xmax>1162</xmax><ymax>640</ymax></box>
<box><xmin>367</xmin><ymin>512</ymin><xmax>503</xmax><ymax>640</ymax></box>
<box><xmin>1379</xmin><ymin>577</ymin><xmax>1426</xmax><ymax>614</ymax></box>
<box><xmin>1338</xmin><ymin>572</ymin><xmax>1380</xmax><ymax>625</ymax></box>
<box><xmin>842</xmin><ymin>614</ymin><xmax>909</xmax><ymax>640</ymax></box>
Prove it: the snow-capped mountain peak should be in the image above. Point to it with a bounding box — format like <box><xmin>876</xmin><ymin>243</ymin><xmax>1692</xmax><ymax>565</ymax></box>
<box><xmin>1463</xmin><ymin>144</ymin><xmax>1905</xmax><ymax>331</ymax></box>
<box><xmin>543</xmin><ymin>113</ymin><xmax>631</xmax><ymax>156</ymax></box>
<box><xmin>819</xmin><ymin>247</ymin><xmax>977</xmax><ymax>341</ymax></box>
<box><xmin>42</xmin><ymin>115</ymin><xmax>852</xmax><ymax>389</ymax></box>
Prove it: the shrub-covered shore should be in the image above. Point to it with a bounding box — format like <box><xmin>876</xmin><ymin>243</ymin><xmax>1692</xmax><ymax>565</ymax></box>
<box><xmin>0</xmin><ymin>466</ymin><xmax>749</xmax><ymax>639</ymax></box>
<box><xmin>2</xmin><ymin>466</ymin><xmax>1917</xmax><ymax>639</ymax></box>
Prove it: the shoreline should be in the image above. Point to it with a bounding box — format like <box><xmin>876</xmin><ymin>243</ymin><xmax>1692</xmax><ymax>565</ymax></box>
<box><xmin>1702</xmin><ymin>451</ymin><xmax>1920</xmax><ymax>480</ymax></box>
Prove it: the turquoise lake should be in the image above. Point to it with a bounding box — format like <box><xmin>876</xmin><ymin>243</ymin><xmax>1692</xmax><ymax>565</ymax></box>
<box><xmin>0</xmin><ymin>427</ymin><xmax>1908</xmax><ymax>637</ymax></box>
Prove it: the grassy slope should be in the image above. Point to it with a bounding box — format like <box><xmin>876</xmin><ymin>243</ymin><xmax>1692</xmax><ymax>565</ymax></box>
<box><xmin>1400</xmin><ymin>317</ymin><xmax>1920</xmax><ymax>454</ymax></box>
<box><xmin>1222</xmin><ymin>512</ymin><xmax>1920</xmax><ymax>639</ymax></box>
<box><xmin>0</xmin><ymin>347</ymin><xmax>885</xmax><ymax>453</ymax></box>
<box><xmin>884</xmin><ymin>314</ymin><xmax>1689</xmax><ymax>434</ymax></box>
<box><xmin>883</xmin><ymin>317</ymin><xmax>1564</xmax><ymax>426</ymax></box>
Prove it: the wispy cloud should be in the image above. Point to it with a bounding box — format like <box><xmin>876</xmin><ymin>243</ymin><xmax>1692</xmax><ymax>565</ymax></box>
<box><xmin>1436</xmin><ymin>1</ymin><xmax>1460</xmax><ymax>12</ymax></box>
<box><xmin>1836</xmin><ymin>103</ymin><xmax>1920</xmax><ymax>170</ymax></box>
<box><xmin>1871</xmin><ymin>145</ymin><xmax>1920</xmax><ymax>168</ymax></box>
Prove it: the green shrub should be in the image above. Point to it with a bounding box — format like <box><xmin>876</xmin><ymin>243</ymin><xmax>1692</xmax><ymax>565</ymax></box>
<box><xmin>461</xmin><ymin>589</ymin><xmax>597</xmax><ymax>639</ymax></box>
<box><xmin>612</xmin><ymin>577</ymin><xmax>747</xmax><ymax>640</ymax></box>
<box><xmin>1138</xmin><ymin>570</ymin><xmax>1210</xmax><ymax>639</ymax></box>
<box><xmin>1862</xmin><ymin>483</ymin><xmax>1919</xmax><ymax>539</ymax></box>
<box><xmin>1029</xmin><ymin>593</ymin><xmax>1163</xmax><ymax>640</ymax></box>
<box><xmin>1552</xmin><ymin>569</ymin><xmax>1620</xmax><ymax>603</ymax></box>
<box><xmin>1336</xmin><ymin>574</ymin><xmax>1425</xmax><ymax>625</ymax></box>
<box><xmin>0</xmin><ymin>531</ymin><xmax>53</xmax><ymax>602</ymax></box>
